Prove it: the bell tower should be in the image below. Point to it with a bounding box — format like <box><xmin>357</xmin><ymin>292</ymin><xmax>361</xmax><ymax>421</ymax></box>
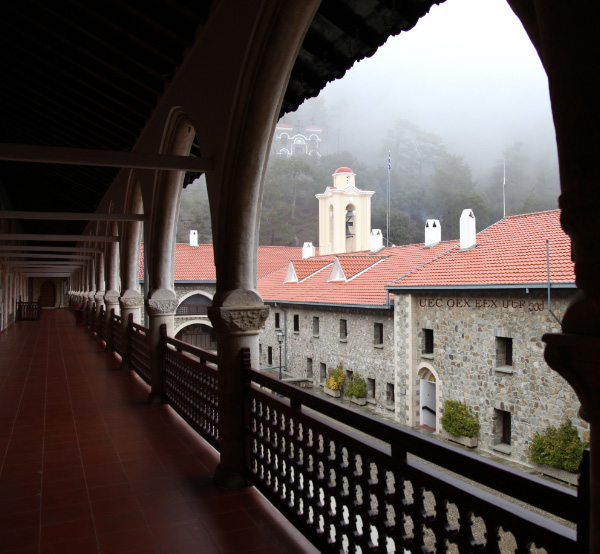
<box><xmin>316</xmin><ymin>167</ymin><xmax>374</xmax><ymax>254</ymax></box>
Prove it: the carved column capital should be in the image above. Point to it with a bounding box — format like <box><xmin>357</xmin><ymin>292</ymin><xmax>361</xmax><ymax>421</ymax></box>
<box><xmin>146</xmin><ymin>298</ymin><xmax>178</xmax><ymax>316</ymax></box>
<box><xmin>94</xmin><ymin>291</ymin><xmax>105</xmax><ymax>304</ymax></box>
<box><xmin>104</xmin><ymin>291</ymin><xmax>120</xmax><ymax>307</ymax></box>
<box><xmin>120</xmin><ymin>296</ymin><xmax>144</xmax><ymax>309</ymax></box>
<box><xmin>208</xmin><ymin>306</ymin><xmax>270</xmax><ymax>334</ymax></box>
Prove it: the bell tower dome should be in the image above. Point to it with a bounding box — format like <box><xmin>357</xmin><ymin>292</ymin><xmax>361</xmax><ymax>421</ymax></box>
<box><xmin>316</xmin><ymin>167</ymin><xmax>374</xmax><ymax>254</ymax></box>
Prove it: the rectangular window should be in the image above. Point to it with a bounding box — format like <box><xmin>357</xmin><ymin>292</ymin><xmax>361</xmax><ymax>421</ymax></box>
<box><xmin>346</xmin><ymin>369</ymin><xmax>353</xmax><ymax>382</ymax></box>
<box><xmin>312</xmin><ymin>316</ymin><xmax>319</xmax><ymax>336</ymax></box>
<box><xmin>496</xmin><ymin>336</ymin><xmax>513</xmax><ymax>367</ymax></box>
<box><xmin>293</xmin><ymin>314</ymin><xmax>299</xmax><ymax>333</ymax></box>
<box><xmin>340</xmin><ymin>318</ymin><xmax>347</xmax><ymax>340</ymax></box>
<box><xmin>496</xmin><ymin>409</ymin><xmax>512</xmax><ymax>445</ymax></box>
<box><xmin>374</xmin><ymin>322</ymin><xmax>384</xmax><ymax>346</ymax></box>
<box><xmin>307</xmin><ymin>358</ymin><xmax>313</xmax><ymax>379</ymax></box>
<box><xmin>423</xmin><ymin>328</ymin><xmax>434</xmax><ymax>354</ymax></box>
<box><xmin>386</xmin><ymin>383</ymin><xmax>395</xmax><ymax>404</ymax></box>
<box><xmin>275</xmin><ymin>312</ymin><xmax>280</xmax><ymax>329</ymax></box>
<box><xmin>320</xmin><ymin>363</ymin><xmax>327</xmax><ymax>383</ymax></box>
<box><xmin>367</xmin><ymin>378</ymin><xmax>375</xmax><ymax>399</ymax></box>
<box><xmin>267</xmin><ymin>346</ymin><xmax>273</xmax><ymax>366</ymax></box>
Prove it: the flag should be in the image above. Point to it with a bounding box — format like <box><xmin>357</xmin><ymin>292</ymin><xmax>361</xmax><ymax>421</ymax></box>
<box><xmin>388</xmin><ymin>151</ymin><xmax>391</xmax><ymax>171</ymax></box>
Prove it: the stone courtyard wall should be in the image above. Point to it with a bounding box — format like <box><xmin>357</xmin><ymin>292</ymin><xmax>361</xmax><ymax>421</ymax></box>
<box><xmin>260</xmin><ymin>304</ymin><xmax>395</xmax><ymax>411</ymax></box>
<box><xmin>395</xmin><ymin>289</ymin><xmax>588</xmax><ymax>465</ymax></box>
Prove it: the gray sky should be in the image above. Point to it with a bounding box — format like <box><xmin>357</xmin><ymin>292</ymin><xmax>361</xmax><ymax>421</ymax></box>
<box><xmin>294</xmin><ymin>0</ymin><xmax>557</xmax><ymax>176</ymax></box>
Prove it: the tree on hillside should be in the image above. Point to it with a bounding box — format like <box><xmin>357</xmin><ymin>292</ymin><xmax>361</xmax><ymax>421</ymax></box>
<box><xmin>430</xmin><ymin>154</ymin><xmax>490</xmax><ymax>239</ymax></box>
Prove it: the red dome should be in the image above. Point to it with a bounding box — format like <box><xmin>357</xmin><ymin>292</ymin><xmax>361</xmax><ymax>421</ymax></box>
<box><xmin>334</xmin><ymin>166</ymin><xmax>353</xmax><ymax>174</ymax></box>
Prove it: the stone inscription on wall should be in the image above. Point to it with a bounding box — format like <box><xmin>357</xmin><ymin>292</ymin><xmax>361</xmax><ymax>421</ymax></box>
<box><xmin>418</xmin><ymin>298</ymin><xmax>546</xmax><ymax>312</ymax></box>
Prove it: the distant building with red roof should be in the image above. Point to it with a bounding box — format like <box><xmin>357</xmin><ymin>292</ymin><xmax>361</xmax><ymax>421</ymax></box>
<box><xmin>157</xmin><ymin>206</ymin><xmax>583</xmax><ymax>469</ymax></box>
<box><xmin>273</xmin><ymin>120</ymin><xmax>322</xmax><ymax>158</ymax></box>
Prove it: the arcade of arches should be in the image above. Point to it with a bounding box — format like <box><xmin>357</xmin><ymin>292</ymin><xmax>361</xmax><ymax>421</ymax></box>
<box><xmin>0</xmin><ymin>1</ymin><xmax>599</xmax><ymax>548</ymax></box>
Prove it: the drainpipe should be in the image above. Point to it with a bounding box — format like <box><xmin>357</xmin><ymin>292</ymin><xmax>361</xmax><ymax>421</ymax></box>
<box><xmin>274</xmin><ymin>303</ymin><xmax>287</xmax><ymax>373</ymax></box>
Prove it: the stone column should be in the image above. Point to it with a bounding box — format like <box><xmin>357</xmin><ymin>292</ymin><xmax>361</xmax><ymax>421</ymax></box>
<box><xmin>146</xmin><ymin>293</ymin><xmax>178</xmax><ymax>405</ymax></box>
<box><xmin>119</xmin><ymin>293</ymin><xmax>143</xmax><ymax>370</ymax></box>
<box><xmin>103</xmin><ymin>291</ymin><xmax>120</xmax><ymax>351</ymax></box>
<box><xmin>209</xmin><ymin>292</ymin><xmax>269</xmax><ymax>488</ymax></box>
<box><xmin>95</xmin><ymin>251</ymin><xmax>105</xmax><ymax>335</ymax></box>
<box><xmin>543</xmin><ymin>301</ymin><xmax>600</xmax><ymax>552</ymax></box>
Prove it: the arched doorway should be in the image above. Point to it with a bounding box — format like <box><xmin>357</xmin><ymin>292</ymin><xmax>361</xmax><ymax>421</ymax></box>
<box><xmin>175</xmin><ymin>323</ymin><xmax>216</xmax><ymax>351</ymax></box>
<box><xmin>419</xmin><ymin>367</ymin><xmax>437</xmax><ymax>432</ymax></box>
<box><xmin>39</xmin><ymin>280</ymin><xmax>56</xmax><ymax>308</ymax></box>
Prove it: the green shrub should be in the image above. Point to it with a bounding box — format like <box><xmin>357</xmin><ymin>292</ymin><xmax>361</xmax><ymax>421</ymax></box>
<box><xmin>529</xmin><ymin>419</ymin><xmax>588</xmax><ymax>473</ymax></box>
<box><xmin>326</xmin><ymin>364</ymin><xmax>346</xmax><ymax>391</ymax></box>
<box><xmin>441</xmin><ymin>400</ymin><xmax>480</xmax><ymax>438</ymax></box>
<box><xmin>346</xmin><ymin>374</ymin><xmax>367</xmax><ymax>398</ymax></box>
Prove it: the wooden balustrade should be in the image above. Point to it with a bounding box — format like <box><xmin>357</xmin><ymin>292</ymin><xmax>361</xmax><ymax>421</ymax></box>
<box><xmin>73</xmin><ymin>319</ymin><xmax>587</xmax><ymax>552</ymax></box>
<box><xmin>161</xmin><ymin>326</ymin><xmax>219</xmax><ymax>448</ymax></box>
<box><xmin>16</xmin><ymin>298</ymin><xmax>41</xmax><ymax>321</ymax></box>
<box><xmin>130</xmin><ymin>321</ymin><xmax>151</xmax><ymax>384</ymax></box>
<box><xmin>111</xmin><ymin>313</ymin><xmax>122</xmax><ymax>356</ymax></box>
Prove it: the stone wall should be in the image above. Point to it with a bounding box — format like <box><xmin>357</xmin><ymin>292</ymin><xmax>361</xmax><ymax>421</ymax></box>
<box><xmin>260</xmin><ymin>304</ymin><xmax>395</xmax><ymax>410</ymax></box>
<box><xmin>395</xmin><ymin>289</ymin><xmax>588</xmax><ymax>465</ymax></box>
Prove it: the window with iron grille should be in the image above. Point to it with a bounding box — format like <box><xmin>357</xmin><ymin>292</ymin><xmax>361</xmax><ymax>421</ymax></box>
<box><xmin>312</xmin><ymin>316</ymin><xmax>319</xmax><ymax>337</ymax></box>
<box><xmin>496</xmin><ymin>336</ymin><xmax>513</xmax><ymax>367</ymax></box>
<box><xmin>495</xmin><ymin>409</ymin><xmax>512</xmax><ymax>445</ymax></box>
<box><xmin>374</xmin><ymin>322</ymin><xmax>384</xmax><ymax>346</ymax></box>
<box><xmin>423</xmin><ymin>328</ymin><xmax>434</xmax><ymax>354</ymax></box>
<box><xmin>386</xmin><ymin>383</ymin><xmax>395</xmax><ymax>404</ymax></box>
<box><xmin>340</xmin><ymin>318</ymin><xmax>347</xmax><ymax>340</ymax></box>
<box><xmin>367</xmin><ymin>378</ymin><xmax>375</xmax><ymax>399</ymax></box>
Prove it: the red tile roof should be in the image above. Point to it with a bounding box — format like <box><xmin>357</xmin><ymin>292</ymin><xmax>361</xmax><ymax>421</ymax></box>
<box><xmin>336</xmin><ymin>255</ymin><xmax>385</xmax><ymax>280</ymax></box>
<box><xmin>140</xmin><ymin>244</ymin><xmax>305</xmax><ymax>281</ymax></box>
<box><xmin>140</xmin><ymin>211</ymin><xmax>574</xmax><ymax>307</ymax></box>
<box><xmin>389</xmin><ymin>210</ymin><xmax>575</xmax><ymax>289</ymax></box>
<box><xmin>289</xmin><ymin>258</ymin><xmax>335</xmax><ymax>281</ymax></box>
<box><xmin>258</xmin><ymin>242</ymin><xmax>457</xmax><ymax>306</ymax></box>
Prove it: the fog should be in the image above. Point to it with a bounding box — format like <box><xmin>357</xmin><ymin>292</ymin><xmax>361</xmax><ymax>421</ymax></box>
<box><xmin>285</xmin><ymin>0</ymin><xmax>557</xmax><ymax>178</ymax></box>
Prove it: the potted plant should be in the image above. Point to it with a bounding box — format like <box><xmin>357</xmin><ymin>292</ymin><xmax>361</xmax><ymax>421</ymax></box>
<box><xmin>345</xmin><ymin>374</ymin><xmax>367</xmax><ymax>405</ymax></box>
<box><xmin>324</xmin><ymin>363</ymin><xmax>345</xmax><ymax>397</ymax></box>
<box><xmin>440</xmin><ymin>400</ymin><xmax>480</xmax><ymax>448</ymax></box>
<box><xmin>529</xmin><ymin>419</ymin><xmax>588</xmax><ymax>486</ymax></box>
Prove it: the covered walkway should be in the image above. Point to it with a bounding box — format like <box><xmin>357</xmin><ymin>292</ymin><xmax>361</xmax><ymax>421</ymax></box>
<box><xmin>0</xmin><ymin>309</ymin><xmax>314</xmax><ymax>553</ymax></box>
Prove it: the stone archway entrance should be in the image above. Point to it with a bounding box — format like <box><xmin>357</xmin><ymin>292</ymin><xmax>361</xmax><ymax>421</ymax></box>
<box><xmin>419</xmin><ymin>368</ymin><xmax>437</xmax><ymax>431</ymax></box>
<box><xmin>176</xmin><ymin>323</ymin><xmax>216</xmax><ymax>351</ymax></box>
<box><xmin>39</xmin><ymin>280</ymin><xmax>56</xmax><ymax>308</ymax></box>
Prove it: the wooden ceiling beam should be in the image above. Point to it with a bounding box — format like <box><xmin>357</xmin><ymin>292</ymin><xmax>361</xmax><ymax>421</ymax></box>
<box><xmin>0</xmin><ymin>143</ymin><xmax>213</xmax><ymax>172</ymax></box>
<box><xmin>0</xmin><ymin>211</ymin><xmax>145</xmax><ymax>222</ymax></box>
<box><xmin>0</xmin><ymin>234</ymin><xmax>119</xmax><ymax>242</ymax></box>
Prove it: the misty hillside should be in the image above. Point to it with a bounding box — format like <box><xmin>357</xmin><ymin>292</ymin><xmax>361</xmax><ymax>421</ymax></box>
<box><xmin>176</xmin><ymin>119</ymin><xmax>560</xmax><ymax>247</ymax></box>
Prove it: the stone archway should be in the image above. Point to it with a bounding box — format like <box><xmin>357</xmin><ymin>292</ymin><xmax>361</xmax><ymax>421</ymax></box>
<box><xmin>39</xmin><ymin>280</ymin><xmax>56</xmax><ymax>308</ymax></box>
<box><xmin>418</xmin><ymin>366</ymin><xmax>439</xmax><ymax>432</ymax></box>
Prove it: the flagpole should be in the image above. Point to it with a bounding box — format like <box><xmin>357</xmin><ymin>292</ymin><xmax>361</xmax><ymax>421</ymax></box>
<box><xmin>387</xmin><ymin>151</ymin><xmax>391</xmax><ymax>247</ymax></box>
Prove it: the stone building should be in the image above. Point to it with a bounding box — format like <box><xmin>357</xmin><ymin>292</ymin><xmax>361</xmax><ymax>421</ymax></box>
<box><xmin>388</xmin><ymin>210</ymin><xmax>582</xmax><ymax>464</ymax></box>
<box><xmin>257</xmin><ymin>207</ymin><xmax>584</xmax><ymax>467</ymax></box>
<box><xmin>272</xmin><ymin>121</ymin><xmax>322</xmax><ymax>158</ymax></box>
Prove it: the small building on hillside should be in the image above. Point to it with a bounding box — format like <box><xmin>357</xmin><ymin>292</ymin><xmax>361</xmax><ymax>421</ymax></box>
<box><xmin>272</xmin><ymin>121</ymin><xmax>322</xmax><ymax>158</ymax></box>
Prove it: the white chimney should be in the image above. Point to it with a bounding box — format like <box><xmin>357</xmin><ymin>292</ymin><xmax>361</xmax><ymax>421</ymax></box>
<box><xmin>424</xmin><ymin>219</ymin><xmax>441</xmax><ymax>247</ymax></box>
<box><xmin>459</xmin><ymin>209</ymin><xmax>476</xmax><ymax>251</ymax></box>
<box><xmin>370</xmin><ymin>229</ymin><xmax>383</xmax><ymax>252</ymax></box>
<box><xmin>189</xmin><ymin>230</ymin><xmax>198</xmax><ymax>247</ymax></box>
<box><xmin>302</xmin><ymin>242</ymin><xmax>315</xmax><ymax>259</ymax></box>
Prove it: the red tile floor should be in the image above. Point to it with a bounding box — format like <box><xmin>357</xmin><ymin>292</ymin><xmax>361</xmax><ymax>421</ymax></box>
<box><xmin>0</xmin><ymin>309</ymin><xmax>316</xmax><ymax>553</ymax></box>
